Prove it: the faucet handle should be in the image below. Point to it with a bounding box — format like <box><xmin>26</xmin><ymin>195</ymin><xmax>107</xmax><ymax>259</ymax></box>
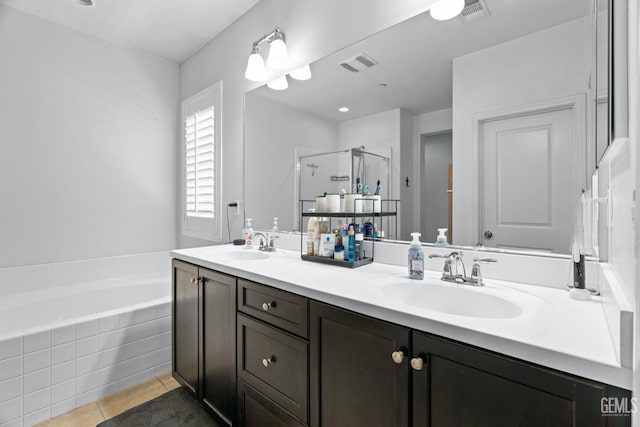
<box><xmin>469</xmin><ymin>258</ymin><xmax>497</xmax><ymax>286</ymax></box>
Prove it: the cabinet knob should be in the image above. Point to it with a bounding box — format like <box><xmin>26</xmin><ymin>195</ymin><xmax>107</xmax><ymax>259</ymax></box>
<box><xmin>190</xmin><ymin>277</ymin><xmax>196</xmax><ymax>285</ymax></box>
<box><xmin>410</xmin><ymin>357</ymin><xmax>425</xmax><ymax>371</ymax></box>
<box><xmin>262</xmin><ymin>357</ymin><xmax>274</xmax><ymax>367</ymax></box>
<box><xmin>262</xmin><ymin>302</ymin><xmax>275</xmax><ymax>311</ymax></box>
<box><xmin>391</xmin><ymin>350</ymin><xmax>406</xmax><ymax>364</ymax></box>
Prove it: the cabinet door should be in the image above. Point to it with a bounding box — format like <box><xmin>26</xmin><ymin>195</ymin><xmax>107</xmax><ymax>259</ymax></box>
<box><xmin>172</xmin><ymin>259</ymin><xmax>199</xmax><ymax>396</ymax></box>
<box><xmin>412</xmin><ymin>332</ymin><xmax>630</xmax><ymax>427</ymax></box>
<box><xmin>310</xmin><ymin>302</ymin><xmax>410</xmax><ymax>427</ymax></box>
<box><xmin>200</xmin><ymin>268</ymin><xmax>237</xmax><ymax>426</ymax></box>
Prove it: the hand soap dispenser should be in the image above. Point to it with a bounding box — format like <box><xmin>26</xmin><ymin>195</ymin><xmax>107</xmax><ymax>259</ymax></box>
<box><xmin>408</xmin><ymin>232</ymin><xmax>424</xmax><ymax>280</ymax></box>
<box><xmin>244</xmin><ymin>218</ymin><xmax>254</xmax><ymax>249</ymax></box>
<box><xmin>436</xmin><ymin>228</ymin><xmax>448</xmax><ymax>246</ymax></box>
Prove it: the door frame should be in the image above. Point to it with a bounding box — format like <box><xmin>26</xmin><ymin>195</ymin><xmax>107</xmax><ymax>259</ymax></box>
<box><xmin>472</xmin><ymin>94</ymin><xmax>586</xmax><ymax>247</ymax></box>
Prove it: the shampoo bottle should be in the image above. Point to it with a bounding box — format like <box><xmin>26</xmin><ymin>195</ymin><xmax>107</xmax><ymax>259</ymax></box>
<box><xmin>244</xmin><ymin>218</ymin><xmax>254</xmax><ymax>249</ymax></box>
<box><xmin>408</xmin><ymin>232</ymin><xmax>424</xmax><ymax>280</ymax></box>
<box><xmin>306</xmin><ymin>209</ymin><xmax>318</xmax><ymax>256</ymax></box>
<box><xmin>347</xmin><ymin>226</ymin><xmax>356</xmax><ymax>263</ymax></box>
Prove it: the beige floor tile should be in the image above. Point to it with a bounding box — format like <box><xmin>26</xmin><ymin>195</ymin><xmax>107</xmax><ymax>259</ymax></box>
<box><xmin>97</xmin><ymin>377</ymin><xmax>168</xmax><ymax>419</ymax></box>
<box><xmin>35</xmin><ymin>403</ymin><xmax>104</xmax><ymax>427</ymax></box>
<box><xmin>157</xmin><ymin>371</ymin><xmax>181</xmax><ymax>391</ymax></box>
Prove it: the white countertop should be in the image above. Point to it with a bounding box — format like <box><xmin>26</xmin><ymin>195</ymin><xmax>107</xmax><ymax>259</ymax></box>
<box><xmin>171</xmin><ymin>244</ymin><xmax>632</xmax><ymax>390</ymax></box>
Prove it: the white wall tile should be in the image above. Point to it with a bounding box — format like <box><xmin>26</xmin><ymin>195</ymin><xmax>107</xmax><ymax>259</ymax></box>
<box><xmin>23</xmin><ymin>387</ymin><xmax>50</xmax><ymax>415</ymax></box>
<box><xmin>118</xmin><ymin>311</ymin><xmax>138</xmax><ymax>329</ymax></box>
<box><xmin>0</xmin><ymin>418</ymin><xmax>23</xmax><ymax>427</ymax></box>
<box><xmin>30</xmin><ymin>264</ymin><xmax>51</xmax><ymax>292</ymax></box>
<box><xmin>23</xmin><ymin>331</ymin><xmax>50</xmax><ymax>354</ymax></box>
<box><xmin>75</xmin><ymin>387</ymin><xmax>103</xmax><ymax>407</ymax></box>
<box><xmin>75</xmin><ymin>354</ymin><xmax>98</xmax><ymax>377</ymax></box>
<box><xmin>50</xmin><ymin>263</ymin><xmax>69</xmax><ymax>288</ymax></box>
<box><xmin>0</xmin><ymin>357</ymin><xmax>21</xmax><ymax>382</ymax></box>
<box><xmin>0</xmin><ymin>269</ymin><xmax>12</xmax><ymax>296</ymax></box>
<box><xmin>154</xmin><ymin>362</ymin><xmax>171</xmax><ymax>377</ymax></box>
<box><xmin>75</xmin><ymin>320</ymin><xmax>98</xmax><ymax>340</ymax></box>
<box><xmin>98</xmin><ymin>331</ymin><xmax>120</xmax><ymax>352</ymax></box>
<box><xmin>98</xmin><ymin>315</ymin><xmax>119</xmax><ymax>334</ymax></box>
<box><xmin>75</xmin><ymin>371</ymin><xmax>99</xmax><ymax>395</ymax></box>
<box><xmin>50</xmin><ymin>380</ymin><xmax>74</xmax><ymax>404</ymax></box>
<box><xmin>156</xmin><ymin>331</ymin><xmax>171</xmax><ymax>349</ymax></box>
<box><xmin>0</xmin><ymin>377</ymin><xmax>22</xmax><ymax>402</ymax></box>
<box><xmin>22</xmin><ymin>407</ymin><xmax>49</xmax><ymax>426</ymax></box>
<box><xmin>50</xmin><ymin>325</ymin><xmax>74</xmax><ymax>347</ymax></box>
<box><xmin>138</xmin><ymin>306</ymin><xmax>156</xmax><ymax>324</ymax></box>
<box><xmin>75</xmin><ymin>337</ymin><xmax>98</xmax><ymax>358</ymax></box>
<box><xmin>23</xmin><ymin>368</ymin><xmax>49</xmax><ymax>394</ymax></box>
<box><xmin>154</xmin><ymin>347</ymin><xmax>171</xmax><ymax>366</ymax></box>
<box><xmin>154</xmin><ymin>302</ymin><xmax>171</xmax><ymax>319</ymax></box>
<box><xmin>50</xmin><ymin>397</ymin><xmax>75</xmax><ymax>418</ymax></box>
<box><xmin>120</xmin><ymin>367</ymin><xmax>155</xmax><ymax>389</ymax></box>
<box><xmin>51</xmin><ymin>361</ymin><xmax>74</xmax><ymax>385</ymax></box>
<box><xmin>23</xmin><ymin>349</ymin><xmax>49</xmax><ymax>374</ymax></box>
<box><xmin>0</xmin><ymin>397</ymin><xmax>22</xmax><ymax>423</ymax></box>
<box><xmin>10</xmin><ymin>267</ymin><xmax>32</xmax><ymax>294</ymax></box>
<box><xmin>67</xmin><ymin>261</ymin><xmax>88</xmax><ymax>286</ymax></box>
<box><xmin>0</xmin><ymin>338</ymin><xmax>22</xmax><ymax>361</ymax></box>
<box><xmin>51</xmin><ymin>343</ymin><xmax>74</xmax><ymax>366</ymax></box>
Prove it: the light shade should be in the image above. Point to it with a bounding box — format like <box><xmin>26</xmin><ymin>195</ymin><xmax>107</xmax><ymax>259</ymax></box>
<box><xmin>267</xmin><ymin>75</ymin><xmax>288</xmax><ymax>91</ymax></box>
<box><xmin>267</xmin><ymin>38</ymin><xmax>289</xmax><ymax>69</ymax></box>
<box><xmin>430</xmin><ymin>0</ymin><xmax>464</xmax><ymax>20</ymax></box>
<box><xmin>289</xmin><ymin>64</ymin><xmax>312</xmax><ymax>80</ymax></box>
<box><xmin>245</xmin><ymin>52</ymin><xmax>266</xmax><ymax>82</ymax></box>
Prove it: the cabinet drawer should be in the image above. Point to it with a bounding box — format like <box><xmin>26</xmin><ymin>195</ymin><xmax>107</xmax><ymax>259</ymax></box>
<box><xmin>237</xmin><ymin>380</ymin><xmax>306</xmax><ymax>427</ymax></box>
<box><xmin>238</xmin><ymin>279</ymin><xmax>308</xmax><ymax>338</ymax></box>
<box><xmin>237</xmin><ymin>314</ymin><xmax>308</xmax><ymax>423</ymax></box>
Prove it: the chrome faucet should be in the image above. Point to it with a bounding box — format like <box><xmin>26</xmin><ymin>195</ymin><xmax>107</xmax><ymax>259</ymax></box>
<box><xmin>251</xmin><ymin>232</ymin><xmax>278</xmax><ymax>252</ymax></box>
<box><xmin>429</xmin><ymin>252</ymin><xmax>497</xmax><ymax>286</ymax></box>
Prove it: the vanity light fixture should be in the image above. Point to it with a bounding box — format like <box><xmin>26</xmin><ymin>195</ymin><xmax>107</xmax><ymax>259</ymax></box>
<box><xmin>338</xmin><ymin>107</ymin><xmax>350</xmax><ymax>113</ymax></box>
<box><xmin>267</xmin><ymin>75</ymin><xmax>289</xmax><ymax>91</ymax></box>
<box><xmin>289</xmin><ymin>64</ymin><xmax>312</xmax><ymax>81</ymax></box>
<box><xmin>430</xmin><ymin>0</ymin><xmax>465</xmax><ymax>20</ymax></box>
<box><xmin>244</xmin><ymin>27</ymin><xmax>290</xmax><ymax>82</ymax></box>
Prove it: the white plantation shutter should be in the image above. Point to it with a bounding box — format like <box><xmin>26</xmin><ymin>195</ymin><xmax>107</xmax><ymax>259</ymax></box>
<box><xmin>182</xmin><ymin>82</ymin><xmax>222</xmax><ymax>240</ymax></box>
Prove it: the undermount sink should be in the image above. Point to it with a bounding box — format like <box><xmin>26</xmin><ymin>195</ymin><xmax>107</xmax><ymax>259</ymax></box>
<box><xmin>380</xmin><ymin>282</ymin><xmax>522</xmax><ymax>319</ymax></box>
<box><xmin>220</xmin><ymin>250</ymin><xmax>271</xmax><ymax>261</ymax></box>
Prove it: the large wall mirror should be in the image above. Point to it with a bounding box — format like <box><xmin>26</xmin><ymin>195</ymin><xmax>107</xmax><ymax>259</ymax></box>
<box><xmin>244</xmin><ymin>0</ymin><xmax>610</xmax><ymax>256</ymax></box>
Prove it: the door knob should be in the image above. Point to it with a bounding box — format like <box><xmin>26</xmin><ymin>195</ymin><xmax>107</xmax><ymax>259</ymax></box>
<box><xmin>410</xmin><ymin>357</ymin><xmax>425</xmax><ymax>371</ymax></box>
<box><xmin>391</xmin><ymin>350</ymin><xmax>406</xmax><ymax>364</ymax></box>
<box><xmin>484</xmin><ymin>230</ymin><xmax>493</xmax><ymax>239</ymax></box>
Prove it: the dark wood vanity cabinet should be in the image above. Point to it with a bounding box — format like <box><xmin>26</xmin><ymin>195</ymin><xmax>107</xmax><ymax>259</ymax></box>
<box><xmin>172</xmin><ymin>259</ymin><xmax>631</xmax><ymax>427</ymax></box>
<box><xmin>172</xmin><ymin>259</ymin><xmax>237</xmax><ymax>426</ymax></box>
<box><xmin>310</xmin><ymin>301</ymin><xmax>631</xmax><ymax>427</ymax></box>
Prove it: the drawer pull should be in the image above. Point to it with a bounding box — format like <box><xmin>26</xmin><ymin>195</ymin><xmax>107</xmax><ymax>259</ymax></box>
<box><xmin>190</xmin><ymin>277</ymin><xmax>197</xmax><ymax>285</ymax></box>
<box><xmin>391</xmin><ymin>350</ymin><xmax>406</xmax><ymax>364</ymax></box>
<box><xmin>411</xmin><ymin>357</ymin><xmax>425</xmax><ymax>371</ymax></box>
<box><xmin>262</xmin><ymin>356</ymin><xmax>275</xmax><ymax>367</ymax></box>
<box><xmin>262</xmin><ymin>302</ymin><xmax>276</xmax><ymax>311</ymax></box>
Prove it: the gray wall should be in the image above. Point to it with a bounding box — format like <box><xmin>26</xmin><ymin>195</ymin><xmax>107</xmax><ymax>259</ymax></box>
<box><xmin>421</xmin><ymin>132</ymin><xmax>452</xmax><ymax>243</ymax></box>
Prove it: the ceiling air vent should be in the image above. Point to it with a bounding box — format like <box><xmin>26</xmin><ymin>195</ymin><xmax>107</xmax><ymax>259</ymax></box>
<box><xmin>460</xmin><ymin>0</ymin><xmax>490</xmax><ymax>23</ymax></box>
<box><xmin>339</xmin><ymin>53</ymin><xmax>379</xmax><ymax>73</ymax></box>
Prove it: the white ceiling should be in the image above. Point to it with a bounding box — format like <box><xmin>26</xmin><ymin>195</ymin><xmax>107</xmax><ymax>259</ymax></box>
<box><xmin>251</xmin><ymin>0</ymin><xmax>591</xmax><ymax>122</ymax></box>
<box><xmin>0</xmin><ymin>0</ymin><xmax>261</xmax><ymax>62</ymax></box>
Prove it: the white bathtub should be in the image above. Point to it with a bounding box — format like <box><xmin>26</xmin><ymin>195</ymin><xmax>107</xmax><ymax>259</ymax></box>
<box><xmin>0</xmin><ymin>275</ymin><xmax>172</xmax><ymax>426</ymax></box>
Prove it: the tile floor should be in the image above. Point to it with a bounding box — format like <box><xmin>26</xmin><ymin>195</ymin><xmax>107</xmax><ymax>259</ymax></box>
<box><xmin>35</xmin><ymin>372</ymin><xmax>181</xmax><ymax>427</ymax></box>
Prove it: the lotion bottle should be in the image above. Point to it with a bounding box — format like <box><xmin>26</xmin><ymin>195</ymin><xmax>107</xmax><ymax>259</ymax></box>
<box><xmin>244</xmin><ymin>218</ymin><xmax>254</xmax><ymax>249</ymax></box>
<box><xmin>408</xmin><ymin>232</ymin><xmax>424</xmax><ymax>280</ymax></box>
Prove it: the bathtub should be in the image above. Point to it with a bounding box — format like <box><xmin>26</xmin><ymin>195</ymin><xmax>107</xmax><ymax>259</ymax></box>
<box><xmin>0</xmin><ymin>275</ymin><xmax>171</xmax><ymax>426</ymax></box>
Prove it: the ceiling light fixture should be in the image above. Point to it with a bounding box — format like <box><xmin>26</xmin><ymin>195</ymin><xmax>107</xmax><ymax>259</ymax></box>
<box><xmin>338</xmin><ymin>107</ymin><xmax>350</xmax><ymax>113</ymax></box>
<box><xmin>430</xmin><ymin>0</ymin><xmax>464</xmax><ymax>20</ymax></box>
<box><xmin>244</xmin><ymin>27</ymin><xmax>290</xmax><ymax>82</ymax></box>
<box><xmin>77</xmin><ymin>0</ymin><xmax>94</xmax><ymax>5</ymax></box>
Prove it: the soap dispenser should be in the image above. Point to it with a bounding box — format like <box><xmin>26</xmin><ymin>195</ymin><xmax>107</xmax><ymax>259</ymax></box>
<box><xmin>436</xmin><ymin>228</ymin><xmax>448</xmax><ymax>246</ymax></box>
<box><xmin>408</xmin><ymin>232</ymin><xmax>424</xmax><ymax>280</ymax></box>
<box><xmin>244</xmin><ymin>218</ymin><xmax>254</xmax><ymax>249</ymax></box>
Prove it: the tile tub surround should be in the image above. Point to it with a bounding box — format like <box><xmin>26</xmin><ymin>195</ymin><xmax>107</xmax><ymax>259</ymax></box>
<box><xmin>0</xmin><ymin>252</ymin><xmax>172</xmax><ymax>427</ymax></box>
<box><xmin>172</xmin><ymin>244</ymin><xmax>633</xmax><ymax>390</ymax></box>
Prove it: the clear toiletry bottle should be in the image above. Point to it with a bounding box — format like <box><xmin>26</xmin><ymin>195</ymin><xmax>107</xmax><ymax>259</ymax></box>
<box><xmin>272</xmin><ymin>217</ymin><xmax>279</xmax><ymax>231</ymax></box>
<box><xmin>355</xmin><ymin>232</ymin><xmax>364</xmax><ymax>260</ymax></box>
<box><xmin>408</xmin><ymin>232</ymin><xmax>424</xmax><ymax>280</ymax></box>
<box><xmin>306</xmin><ymin>209</ymin><xmax>317</xmax><ymax>256</ymax></box>
<box><xmin>244</xmin><ymin>218</ymin><xmax>254</xmax><ymax>249</ymax></box>
<box><xmin>436</xmin><ymin>228</ymin><xmax>448</xmax><ymax>246</ymax></box>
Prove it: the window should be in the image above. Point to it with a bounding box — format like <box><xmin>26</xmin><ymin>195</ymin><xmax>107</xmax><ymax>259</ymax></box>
<box><xmin>181</xmin><ymin>81</ymin><xmax>222</xmax><ymax>241</ymax></box>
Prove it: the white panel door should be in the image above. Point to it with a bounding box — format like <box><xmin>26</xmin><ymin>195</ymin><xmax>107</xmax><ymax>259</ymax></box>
<box><xmin>480</xmin><ymin>108</ymin><xmax>575</xmax><ymax>253</ymax></box>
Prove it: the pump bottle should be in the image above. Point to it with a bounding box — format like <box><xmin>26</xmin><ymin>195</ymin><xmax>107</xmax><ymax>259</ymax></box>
<box><xmin>408</xmin><ymin>232</ymin><xmax>424</xmax><ymax>279</ymax></box>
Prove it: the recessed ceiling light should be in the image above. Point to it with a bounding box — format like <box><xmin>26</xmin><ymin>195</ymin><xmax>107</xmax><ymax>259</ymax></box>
<box><xmin>378</xmin><ymin>83</ymin><xmax>388</xmax><ymax>88</ymax></box>
<box><xmin>77</xmin><ymin>0</ymin><xmax>94</xmax><ymax>6</ymax></box>
<box><xmin>338</xmin><ymin>107</ymin><xmax>349</xmax><ymax>113</ymax></box>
